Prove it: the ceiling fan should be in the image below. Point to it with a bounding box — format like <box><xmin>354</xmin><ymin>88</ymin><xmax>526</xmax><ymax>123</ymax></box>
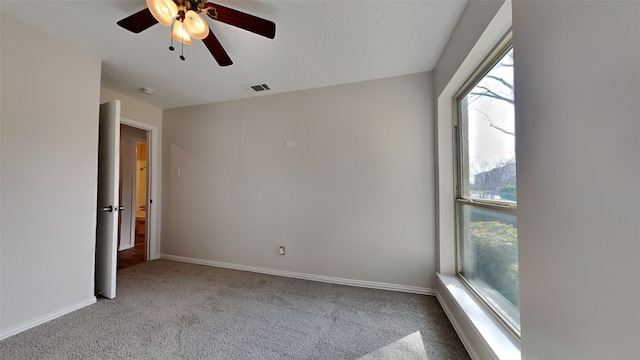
<box><xmin>117</xmin><ymin>0</ymin><xmax>276</xmax><ymax>66</ymax></box>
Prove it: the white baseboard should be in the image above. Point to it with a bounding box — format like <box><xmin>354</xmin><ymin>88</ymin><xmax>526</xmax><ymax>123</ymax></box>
<box><xmin>159</xmin><ymin>254</ymin><xmax>435</xmax><ymax>296</ymax></box>
<box><xmin>0</xmin><ymin>297</ymin><xmax>96</xmax><ymax>341</ymax></box>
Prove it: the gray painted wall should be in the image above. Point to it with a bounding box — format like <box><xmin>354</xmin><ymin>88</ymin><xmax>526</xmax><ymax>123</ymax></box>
<box><xmin>513</xmin><ymin>1</ymin><xmax>640</xmax><ymax>358</ymax></box>
<box><xmin>435</xmin><ymin>0</ymin><xmax>640</xmax><ymax>358</ymax></box>
<box><xmin>0</xmin><ymin>14</ymin><xmax>101</xmax><ymax>334</ymax></box>
<box><xmin>434</xmin><ymin>0</ymin><xmax>505</xmax><ymax>97</ymax></box>
<box><xmin>162</xmin><ymin>72</ymin><xmax>437</xmax><ymax>289</ymax></box>
<box><xmin>100</xmin><ymin>87</ymin><xmax>163</xmax><ymax>129</ymax></box>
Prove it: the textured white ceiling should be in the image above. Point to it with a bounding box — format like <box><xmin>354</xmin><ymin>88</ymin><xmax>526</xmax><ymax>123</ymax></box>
<box><xmin>1</xmin><ymin>0</ymin><xmax>467</xmax><ymax>109</ymax></box>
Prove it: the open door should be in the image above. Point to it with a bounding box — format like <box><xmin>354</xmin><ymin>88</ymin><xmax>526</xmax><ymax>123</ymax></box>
<box><xmin>95</xmin><ymin>100</ymin><xmax>121</xmax><ymax>299</ymax></box>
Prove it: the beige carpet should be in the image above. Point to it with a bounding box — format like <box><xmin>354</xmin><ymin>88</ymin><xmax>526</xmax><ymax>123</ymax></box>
<box><xmin>0</xmin><ymin>260</ymin><xmax>469</xmax><ymax>359</ymax></box>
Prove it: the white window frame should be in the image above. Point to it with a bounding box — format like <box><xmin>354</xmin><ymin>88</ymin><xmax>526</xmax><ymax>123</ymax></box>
<box><xmin>452</xmin><ymin>35</ymin><xmax>520</xmax><ymax>336</ymax></box>
<box><xmin>434</xmin><ymin>2</ymin><xmax>521</xmax><ymax>358</ymax></box>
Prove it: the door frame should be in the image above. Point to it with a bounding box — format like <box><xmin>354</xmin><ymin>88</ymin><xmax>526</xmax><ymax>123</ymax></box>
<box><xmin>120</xmin><ymin>117</ymin><xmax>160</xmax><ymax>260</ymax></box>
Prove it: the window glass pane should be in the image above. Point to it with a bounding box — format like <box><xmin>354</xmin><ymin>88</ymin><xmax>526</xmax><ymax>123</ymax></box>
<box><xmin>460</xmin><ymin>49</ymin><xmax>515</xmax><ymax>202</ymax></box>
<box><xmin>458</xmin><ymin>203</ymin><xmax>520</xmax><ymax>332</ymax></box>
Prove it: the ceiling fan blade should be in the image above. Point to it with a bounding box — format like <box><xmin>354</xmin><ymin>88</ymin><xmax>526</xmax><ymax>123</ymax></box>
<box><xmin>117</xmin><ymin>8</ymin><xmax>158</xmax><ymax>33</ymax></box>
<box><xmin>202</xmin><ymin>30</ymin><xmax>233</xmax><ymax>66</ymax></box>
<box><xmin>204</xmin><ymin>2</ymin><xmax>276</xmax><ymax>39</ymax></box>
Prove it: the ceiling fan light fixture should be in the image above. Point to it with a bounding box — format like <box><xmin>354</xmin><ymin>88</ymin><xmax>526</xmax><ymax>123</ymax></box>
<box><xmin>183</xmin><ymin>10</ymin><xmax>209</xmax><ymax>40</ymax></box>
<box><xmin>146</xmin><ymin>0</ymin><xmax>178</xmax><ymax>27</ymax></box>
<box><xmin>118</xmin><ymin>1</ymin><xmax>276</xmax><ymax>66</ymax></box>
<box><xmin>170</xmin><ymin>20</ymin><xmax>193</xmax><ymax>46</ymax></box>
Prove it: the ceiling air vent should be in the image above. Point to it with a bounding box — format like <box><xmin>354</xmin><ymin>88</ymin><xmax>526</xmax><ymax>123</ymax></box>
<box><xmin>242</xmin><ymin>83</ymin><xmax>272</xmax><ymax>94</ymax></box>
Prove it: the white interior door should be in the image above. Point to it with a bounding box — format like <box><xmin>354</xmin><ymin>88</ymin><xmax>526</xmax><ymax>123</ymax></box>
<box><xmin>95</xmin><ymin>100</ymin><xmax>121</xmax><ymax>299</ymax></box>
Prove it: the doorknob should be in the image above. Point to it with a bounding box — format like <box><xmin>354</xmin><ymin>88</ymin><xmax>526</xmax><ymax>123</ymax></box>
<box><xmin>117</xmin><ymin>206</ymin><xmax>125</xmax><ymax>211</ymax></box>
<box><xmin>101</xmin><ymin>205</ymin><xmax>113</xmax><ymax>213</ymax></box>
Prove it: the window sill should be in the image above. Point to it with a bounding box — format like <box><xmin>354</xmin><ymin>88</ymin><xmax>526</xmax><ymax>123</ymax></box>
<box><xmin>436</xmin><ymin>273</ymin><xmax>521</xmax><ymax>360</ymax></box>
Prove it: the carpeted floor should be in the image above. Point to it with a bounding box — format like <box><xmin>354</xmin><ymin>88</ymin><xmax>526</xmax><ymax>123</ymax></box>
<box><xmin>0</xmin><ymin>260</ymin><xmax>470</xmax><ymax>359</ymax></box>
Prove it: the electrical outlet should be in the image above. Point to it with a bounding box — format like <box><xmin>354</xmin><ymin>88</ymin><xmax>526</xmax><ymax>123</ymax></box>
<box><xmin>279</xmin><ymin>246</ymin><xmax>286</xmax><ymax>255</ymax></box>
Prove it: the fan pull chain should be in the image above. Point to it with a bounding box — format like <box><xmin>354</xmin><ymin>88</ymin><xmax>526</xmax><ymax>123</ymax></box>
<box><xmin>180</xmin><ymin>26</ymin><xmax>186</xmax><ymax>61</ymax></box>
<box><xmin>169</xmin><ymin>22</ymin><xmax>175</xmax><ymax>52</ymax></box>
<box><xmin>167</xmin><ymin>20</ymin><xmax>185</xmax><ymax>61</ymax></box>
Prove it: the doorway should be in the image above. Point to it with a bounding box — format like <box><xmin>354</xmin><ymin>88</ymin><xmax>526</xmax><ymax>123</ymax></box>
<box><xmin>96</xmin><ymin>103</ymin><xmax>160</xmax><ymax>297</ymax></box>
<box><xmin>118</xmin><ymin>124</ymin><xmax>149</xmax><ymax>270</ymax></box>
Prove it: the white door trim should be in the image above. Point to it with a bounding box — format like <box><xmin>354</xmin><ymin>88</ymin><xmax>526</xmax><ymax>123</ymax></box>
<box><xmin>120</xmin><ymin>117</ymin><xmax>160</xmax><ymax>260</ymax></box>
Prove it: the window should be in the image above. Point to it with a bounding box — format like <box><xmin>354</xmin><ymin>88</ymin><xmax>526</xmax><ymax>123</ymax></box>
<box><xmin>455</xmin><ymin>39</ymin><xmax>519</xmax><ymax>334</ymax></box>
